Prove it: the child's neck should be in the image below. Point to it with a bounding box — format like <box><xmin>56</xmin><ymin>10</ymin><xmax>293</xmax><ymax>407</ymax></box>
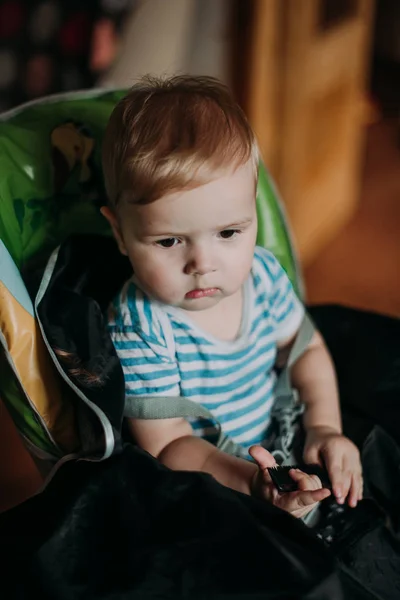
<box><xmin>180</xmin><ymin>288</ymin><xmax>243</xmax><ymax>342</ymax></box>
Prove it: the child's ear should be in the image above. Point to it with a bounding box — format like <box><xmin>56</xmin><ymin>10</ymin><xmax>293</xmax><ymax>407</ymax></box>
<box><xmin>100</xmin><ymin>206</ymin><xmax>128</xmax><ymax>256</ymax></box>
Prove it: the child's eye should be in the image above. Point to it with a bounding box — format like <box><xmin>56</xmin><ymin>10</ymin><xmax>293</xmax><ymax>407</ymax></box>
<box><xmin>156</xmin><ymin>238</ymin><xmax>180</xmax><ymax>248</ymax></box>
<box><xmin>219</xmin><ymin>229</ymin><xmax>240</xmax><ymax>240</ymax></box>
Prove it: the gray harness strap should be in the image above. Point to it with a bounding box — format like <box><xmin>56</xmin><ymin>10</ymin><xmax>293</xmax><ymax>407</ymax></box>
<box><xmin>125</xmin><ymin>394</ymin><xmax>245</xmax><ymax>456</ymax></box>
<box><xmin>124</xmin><ymin>313</ymin><xmax>316</xmax><ymax>460</ymax></box>
<box><xmin>269</xmin><ymin>312</ymin><xmax>315</xmax><ymax>463</ymax></box>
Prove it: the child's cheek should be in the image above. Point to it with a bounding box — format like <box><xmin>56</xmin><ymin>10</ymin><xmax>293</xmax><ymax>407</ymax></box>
<box><xmin>137</xmin><ymin>260</ymin><xmax>178</xmax><ymax>300</ymax></box>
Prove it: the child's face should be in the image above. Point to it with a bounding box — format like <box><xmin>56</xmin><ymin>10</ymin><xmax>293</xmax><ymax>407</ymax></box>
<box><xmin>104</xmin><ymin>160</ymin><xmax>258</xmax><ymax>312</ymax></box>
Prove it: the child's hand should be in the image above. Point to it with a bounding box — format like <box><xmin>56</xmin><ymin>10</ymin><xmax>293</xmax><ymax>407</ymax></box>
<box><xmin>248</xmin><ymin>445</ymin><xmax>331</xmax><ymax>519</ymax></box>
<box><xmin>303</xmin><ymin>426</ymin><xmax>363</xmax><ymax>507</ymax></box>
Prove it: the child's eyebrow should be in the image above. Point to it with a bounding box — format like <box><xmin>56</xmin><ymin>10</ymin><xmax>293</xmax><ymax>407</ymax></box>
<box><xmin>218</xmin><ymin>218</ymin><xmax>253</xmax><ymax>229</ymax></box>
<box><xmin>142</xmin><ymin>218</ymin><xmax>254</xmax><ymax>238</ymax></box>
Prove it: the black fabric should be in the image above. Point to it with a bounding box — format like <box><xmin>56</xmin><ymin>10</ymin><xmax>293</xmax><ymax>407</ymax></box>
<box><xmin>308</xmin><ymin>306</ymin><xmax>400</xmax><ymax>600</ymax></box>
<box><xmin>0</xmin><ymin>444</ymin><xmax>344</xmax><ymax>600</ymax></box>
<box><xmin>308</xmin><ymin>305</ymin><xmax>400</xmax><ymax>449</ymax></box>
<box><xmin>338</xmin><ymin>520</ymin><xmax>400</xmax><ymax>600</ymax></box>
<box><xmin>361</xmin><ymin>427</ymin><xmax>400</xmax><ymax>532</ymax></box>
<box><xmin>35</xmin><ymin>234</ymin><xmax>131</xmax><ymax>437</ymax></box>
<box><xmin>313</xmin><ymin>428</ymin><xmax>400</xmax><ymax>599</ymax></box>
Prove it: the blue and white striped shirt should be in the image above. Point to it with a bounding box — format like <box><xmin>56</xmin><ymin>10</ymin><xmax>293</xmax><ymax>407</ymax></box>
<box><xmin>107</xmin><ymin>246</ymin><xmax>304</xmax><ymax>451</ymax></box>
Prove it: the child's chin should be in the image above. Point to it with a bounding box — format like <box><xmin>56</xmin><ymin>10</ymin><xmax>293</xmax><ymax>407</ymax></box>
<box><xmin>180</xmin><ymin>296</ymin><xmax>220</xmax><ymax>311</ymax></box>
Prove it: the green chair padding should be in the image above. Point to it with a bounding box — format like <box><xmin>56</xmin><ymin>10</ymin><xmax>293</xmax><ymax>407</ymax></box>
<box><xmin>0</xmin><ymin>89</ymin><xmax>303</xmax><ymax>462</ymax></box>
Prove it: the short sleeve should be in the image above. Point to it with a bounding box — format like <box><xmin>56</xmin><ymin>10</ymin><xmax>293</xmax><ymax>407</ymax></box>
<box><xmin>253</xmin><ymin>247</ymin><xmax>304</xmax><ymax>344</ymax></box>
<box><xmin>107</xmin><ymin>280</ymin><xmax>180</xmax><ymax>399</ymax></box>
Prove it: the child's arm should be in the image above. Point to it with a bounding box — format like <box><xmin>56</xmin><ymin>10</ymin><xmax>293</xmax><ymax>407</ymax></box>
<box><xmin>286</xmin><ymin>329</ymin><xmax>363</xmax><ymax>507</ymax></box>
<box><xmin>287</xmin><ymin>330</ymin><xmax>342</xmax><ymax>432</ymax></box>
<box><xmin>128</xmin><ymin>417</ymin><xmax>329</xmax><ymax>518</ymax></box>
<box><xmin>129</xmin><ymin>416</ymin><xmax>256</xmax><ymax>494</ymax></box>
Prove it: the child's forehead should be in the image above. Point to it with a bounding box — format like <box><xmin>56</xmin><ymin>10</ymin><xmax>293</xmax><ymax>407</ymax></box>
<box><xmin>120</xmin><ymin>159</ymin><xmax>256</xmax><ymax>206</ymax></box>
<box><xmin>119</xmin><ymin>174</ymin><xmax>256</xmax><ymax>236</ymax></box>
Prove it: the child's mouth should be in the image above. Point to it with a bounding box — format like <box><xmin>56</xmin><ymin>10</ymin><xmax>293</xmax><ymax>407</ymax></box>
<box><xmin>185</xmin><ymin>288</ymin><xmax>218</xmax><ymax>299</ymax></box>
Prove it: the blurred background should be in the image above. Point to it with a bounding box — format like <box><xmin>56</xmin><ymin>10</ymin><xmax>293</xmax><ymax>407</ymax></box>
<box><xmin>0</xmin><ymin>0</ymin><xmax>399</xmax><ymax>511</ymax></box>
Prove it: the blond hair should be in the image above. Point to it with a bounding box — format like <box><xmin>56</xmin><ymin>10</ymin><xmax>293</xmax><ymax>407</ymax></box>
<box><xmin>102</xmin><ymin>75</ymin><xmax>259</xmax><ymax>207</ymax></box>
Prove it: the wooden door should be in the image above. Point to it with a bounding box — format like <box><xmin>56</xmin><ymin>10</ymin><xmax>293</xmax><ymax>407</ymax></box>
<box><xmin>234</xmin><ymin>0</ymin><xmax>375</xmax><ymax>266</ymax></box>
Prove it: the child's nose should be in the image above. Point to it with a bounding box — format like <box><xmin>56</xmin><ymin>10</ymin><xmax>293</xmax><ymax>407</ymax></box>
<box><xmin>184</xmin><ymin>246</ymin><xmax>216</xmax><ymax>276</ymax></box>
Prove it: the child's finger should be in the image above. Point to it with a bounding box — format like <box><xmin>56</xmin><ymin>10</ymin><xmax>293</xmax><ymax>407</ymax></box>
<box><xmin>289</xmin><ymin>469</ymin><xmax>322</xmax><ymax>491</ymax></box>
<box><xmin>248</xmin><ymin>445</ymin><xmax>278</xmax><ymax>475</ymax></box>
<box><xmin>338</xmin><ymin>469</ymin><xmax>352</xmax><ymax>503</ymax></box>
<box><xmin>323</xmin><ymin>454</ymin><xmax>345</xmax><ymax>502</ymax></box>
<box><xmin>358</xmin><ymin>473</ymin><xmax>364</xmax><ymax>501</ymax></box>
<box><xmin>348</xmin><ymin>473</ymin><xmax>363</xmax><ymax>508</ymax></box>
<box><xmin>277</xmin><ymin>472</ymin><xmax>330</xmax><ymax>517</ymax></box>
<box><xmin>343</xmin><ymin>451</ymin><xmax>363</xmax><ymax>504</ymax></box>
<box><xmin>286</xmin><ymin>488</ymin><xmax>331</xmax><ymax>511</ymax></box>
